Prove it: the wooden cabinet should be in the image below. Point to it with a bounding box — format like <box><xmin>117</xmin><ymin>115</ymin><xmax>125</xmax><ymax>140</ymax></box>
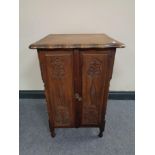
<box><xmin>29</xmin><ymin>34</ymin><xmax>125</xmax><ymax>137</ymax></box>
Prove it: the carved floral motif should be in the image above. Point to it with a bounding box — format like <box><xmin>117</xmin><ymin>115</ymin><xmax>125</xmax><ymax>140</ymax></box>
<box><xmin>55</xmin><ymin>108</ymin><xmax>70</xmax><ymax>125</ymax></box>
<box><xmin>90</xmin><ymin>79</ymin><xmax>98</xmax><ymax>106</ymax></box>
<box><xmin>49</xmin><ymin>56</ymin><xmax>70</xmax><ymax>125</ymax></box>
<box><xmin>87</xmin><ymin>58</ymin><xmax>102</xmax><ymax>77</ymax></box>
<box><xmin>88</xmin><ymin>58</ymin><xmax>102</xmax><ymax>106</ymax></box>
<box><xmin>82</xmin><ymin>58</ymin><xmax>103</xmax><ymax>124</ymax></box>
<box><xmin>83</xmin><ymin>107</ymin><xmax>98</xmax><ymax>124</ymax></box>
<box><xmin>50</xmin><ymin>57</ymin><xmax>65</xmax><ymax>79</ymax></box>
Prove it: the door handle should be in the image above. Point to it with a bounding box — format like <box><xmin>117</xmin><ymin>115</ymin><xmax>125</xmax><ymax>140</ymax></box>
<box><xmin>75</xmin><ymin>93</ymin><xmax>82</xmax><ymax>101</ymax></box>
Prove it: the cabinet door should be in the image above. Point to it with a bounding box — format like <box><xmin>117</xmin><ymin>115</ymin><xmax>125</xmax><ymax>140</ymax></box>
<box><xmin>45</xmin><ymin>51</ymin><xmax>75</xmax><ymax>127</ymax></box>
<box><xmin>80</xmin><ymin>51</ymin><xmax>111</xmax><ymax>125</ymax></box>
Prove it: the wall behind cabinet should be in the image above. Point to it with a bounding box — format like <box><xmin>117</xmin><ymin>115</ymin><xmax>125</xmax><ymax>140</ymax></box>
<box><xmin>19</xmin><ymin>0</ymin><xmax>134</xmax><ymax>91</ymax></box>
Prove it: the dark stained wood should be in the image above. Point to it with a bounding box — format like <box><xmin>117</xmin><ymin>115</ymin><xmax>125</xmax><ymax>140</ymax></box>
<box><xmin>37</xmin><ymin>51</ymin><xmax>55</xmax><ymax>136</ymax></box>
<box><xmin>100</xmin><ymin>49</ymin><xmax>116</xmax><ymax>125</ymax></box>
<box><xmin>29</xmin><ymin>34</ymin><xmax>125</xmax><ymax>49</ymax></box>
<box><xmin>45</xmin><ymin>51</ymin><xmax>75</xmax><ymax>127</ymax></box>
<box><xmin>98</xmin><ymin>120</ymin><xmax>106</xmax><ymax>137</ymax></box>
<box><xmin>49</xmin><ymin>120</ymin><xmax>56</xmax><ymax>137</ymax></box>
<box><xmin>30</xmin><ymin>34</ymin><xmax>124</xmax><ymax>138</ymax></box>
<box><xmin>73</xmin><ymin>49</ymin><xmax>82</xmax><ymax>127</ymax></box>
<box><xmin>80</xmin><ymin>50</ymin><xmax>110</xmax><ymax>125</ymax></box>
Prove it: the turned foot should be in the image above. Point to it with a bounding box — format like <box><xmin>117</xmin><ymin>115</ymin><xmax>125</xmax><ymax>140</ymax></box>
<box><xmin>98</xmin><ymin>132</ymin><xmax>103</xmax><ymax>137</ymax></box>
<box><xmin>98</xmin><ymin>120</ymin><xmax>106</xmax><ymax>138</ymax></box>
<box><xmin>51</xmin><ymin>131</ymin><xmax>56</xmax><ymax>137</ymax></box>
<box><xmin>48</xmin><ymin>120</ymin><xmax>56</xmax><ymax>138</ymax></box>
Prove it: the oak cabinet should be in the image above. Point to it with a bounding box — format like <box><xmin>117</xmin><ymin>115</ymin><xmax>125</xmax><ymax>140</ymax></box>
<box><xmin>29</xmin><ymin>34</ymin><xmax>125</xmax><ymax>137</ymax></box>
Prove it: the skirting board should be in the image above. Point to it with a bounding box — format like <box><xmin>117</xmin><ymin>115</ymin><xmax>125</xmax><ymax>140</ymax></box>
<box><xmin>19</xmin><ymin>90</ymin><xmax>135</xmax><ymax>100</ymax></box>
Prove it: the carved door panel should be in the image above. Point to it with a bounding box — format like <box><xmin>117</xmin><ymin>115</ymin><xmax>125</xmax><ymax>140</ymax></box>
<box><xmin>80</xmin><ymin>51</ymin><xmax>110</xmax><ymax>125</ymax></box>
<box><xmin>45</xmin><ymin>51</ymin><xmax>75</xmax><ymax>127</ymax></box>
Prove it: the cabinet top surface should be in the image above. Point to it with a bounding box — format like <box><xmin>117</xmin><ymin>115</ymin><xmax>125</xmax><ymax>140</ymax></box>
<box><xmin>29</xmin><ymin>34</ymin><xmax>125</xmax><ymax>49</ymax></box>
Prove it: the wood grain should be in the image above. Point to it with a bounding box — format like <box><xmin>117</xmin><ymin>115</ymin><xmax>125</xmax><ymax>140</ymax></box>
<box><xmin>45</xmin><ymin>51</ymin><xmax>75</xmax><ymax>127</ymax></box>
<box><xmin>29</xmin><ymin>34</ymin><xmax>125</xmax><ymax>49</ymax></box>
<box><xmin>80</xmin><ymin>50</ymin><xmax>110</xmax><ymax>125</ymax></box>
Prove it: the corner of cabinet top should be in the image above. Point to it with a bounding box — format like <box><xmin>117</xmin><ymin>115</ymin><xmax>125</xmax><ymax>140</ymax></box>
<box><xmin>29</xmin><ymin>34</ymin><xmax>125</xmax><ymax>50</ymax></box>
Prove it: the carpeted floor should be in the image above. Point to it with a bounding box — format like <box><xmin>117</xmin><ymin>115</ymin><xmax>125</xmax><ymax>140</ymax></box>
<box><xmin>19</xmin><ymin>99</ymin><xmax>134</xmax><ymax>155</ymax></box>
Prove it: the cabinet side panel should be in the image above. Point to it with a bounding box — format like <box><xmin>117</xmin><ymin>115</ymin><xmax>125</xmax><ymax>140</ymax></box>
<box><xmin>37</xmin><ymin>51</ymin><xmax>54</xmax><ymax>126</ymax></box>
<box><xmin>45</xmin><ymin>51</ymin><xmax>74</xmax><ymax>127</ymax></box>
<box><xmin>81</xmin><ymin>52</ymin><xmax>109</xmax><ymax>125</ymax></box>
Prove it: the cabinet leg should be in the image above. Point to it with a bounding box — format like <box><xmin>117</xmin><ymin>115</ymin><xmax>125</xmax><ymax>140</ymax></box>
<box><xmin>48</xmin><ymin>120</ymin><xmax>56</xmax><ymax>138</ymax></box>
<box><xmin>51</xmin><ymin>129</ymin><xmax>56</xmax><ymax>138</ymax></box>
<box><xmin>98</xmin><ymin>120</ymin><xmax>106</xmax><ymax>138</ymax></box>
